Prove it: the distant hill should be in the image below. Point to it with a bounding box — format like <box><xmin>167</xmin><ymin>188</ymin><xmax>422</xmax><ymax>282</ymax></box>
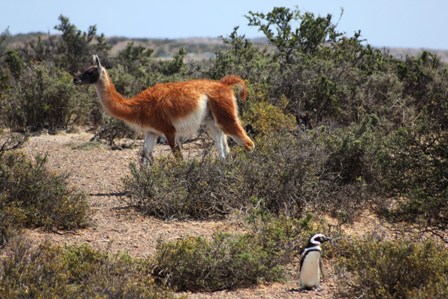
<box><xmin>107</xmin><ymin>36</ymin><xmax>228</xmax><ymax>61</ymax></box>
<box><xmin>2</xmin><ymin>32</ymin><xmax>448</xmax><ymax>63</ymax></box>
<box><xmin>387</xmin><ymin>47</ymin><xmax>448</xmax><ymax>64</ymax></box>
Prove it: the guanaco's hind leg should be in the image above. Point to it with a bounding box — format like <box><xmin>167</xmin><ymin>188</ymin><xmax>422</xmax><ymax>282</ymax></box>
<box><xmin>208</xmin><ymin>95</ymin><xmax>254</xmax><ymax>152</ymax></box>
<box><xmin>206</xmin><ymin>120</ymin><xmax>230</xmax><ymax>159</ymax></box>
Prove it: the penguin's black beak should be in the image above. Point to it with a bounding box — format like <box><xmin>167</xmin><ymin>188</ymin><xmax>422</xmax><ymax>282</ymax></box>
<box><xmin>324</xmin><ymin>236</ymin><xmax>332</xmax><ymax>242</ymax></box>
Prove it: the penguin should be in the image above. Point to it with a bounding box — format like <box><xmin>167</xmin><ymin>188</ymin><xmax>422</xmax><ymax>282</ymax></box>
<box><xmin>299</xmin><ymin>233</ymin><xmax>331</xmax><ymax>290</ymax></box>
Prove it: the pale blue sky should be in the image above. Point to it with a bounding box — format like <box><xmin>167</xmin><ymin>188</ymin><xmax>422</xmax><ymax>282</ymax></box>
<box><xmin>1</xmin><ymin>0</ymin><xmax>447</xmax><ymax>49</ymax></box>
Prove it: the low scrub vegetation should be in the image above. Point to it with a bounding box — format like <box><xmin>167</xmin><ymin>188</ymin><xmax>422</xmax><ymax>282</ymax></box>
<box><xmin>153</xmin><ymin>234</ymin><xmax>284</xmax><ymax>291</ymax></box>
<box><xmin>377</xmin><ymin>119</ymin><xmax>448</xmax><ymax>230</ymax></box>
<box><xmin>152</xmin><ymin>212</ymin><xmax>317</xmax><ymax>292</ymax></box>
<box><xmin>123</xmin><ymin>130</ymin><xmax>370</xmax><ymax>222</ymax></box>
<box><xmin>0</xmin><ymin>133</ymin><xmax>90</xmax><ymax>245</ymax></box>
<box><xmin>124</xmin><ymin>156</ymin><xmax>241</xmax><ymax>220</ymax></box>
<box><xmin>336</xmin><ymin>238</ymin><xmax>448</xmax><ymax>299</ymax></box>
<box><xmin>0</xmin><ymin>238</ymin><xmax>173</xmax><ymax>299</ymax></box>
<box><xmin>1</xmin><ymin>61</ymin><xmax>93</xmax><ymax>132</ymax></box>
<box><xmin>124</xmin><ymin>131</ymin><xmax>358</xmax><ymax>219</ymax></box>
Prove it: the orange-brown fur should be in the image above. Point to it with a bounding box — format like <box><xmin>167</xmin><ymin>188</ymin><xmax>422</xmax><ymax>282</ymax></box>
<box><xmin>74</xmin><ymin>55</ymin><xmax>254</xmax><ymax>163</ymax></box>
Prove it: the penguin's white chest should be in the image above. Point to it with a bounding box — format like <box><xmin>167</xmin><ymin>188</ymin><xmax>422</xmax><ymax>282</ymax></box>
<box><xmin>299</xmin><ymin>251</ymin><xmax>321</xmax><ymax>289</ymax></box>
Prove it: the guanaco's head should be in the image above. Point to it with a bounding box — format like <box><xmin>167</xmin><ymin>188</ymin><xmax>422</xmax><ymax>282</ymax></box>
<box><xmin>73</xmin><ymin>55</ymin><xmax>103</xmax><ymax>85</ymax></box>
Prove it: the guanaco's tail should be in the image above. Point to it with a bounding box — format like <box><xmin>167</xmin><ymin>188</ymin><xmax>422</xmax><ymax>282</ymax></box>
<box><xmin>221</xmin><ymin>75</ymin><xmax>247</xmax><ymax>101</ymax></box>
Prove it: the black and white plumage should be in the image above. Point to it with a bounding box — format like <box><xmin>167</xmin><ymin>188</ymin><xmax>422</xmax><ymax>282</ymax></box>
<box><xmin>299</xmin><ymin>233</ymin><xmax>331</xmax><ymax>290</ymax></box>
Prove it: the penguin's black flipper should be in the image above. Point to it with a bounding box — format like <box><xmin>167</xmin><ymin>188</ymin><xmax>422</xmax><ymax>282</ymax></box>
<box><xmin>299</xmin><ymin>249</ymin><xmax>306</xmax><ymax>271</ymax></box>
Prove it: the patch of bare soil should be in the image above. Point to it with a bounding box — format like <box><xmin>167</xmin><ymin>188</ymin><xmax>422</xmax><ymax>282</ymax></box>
<box><xmin>18</xmin><ymin>130</ymin><xmax>376</xmax><ymax>298</ymax></box>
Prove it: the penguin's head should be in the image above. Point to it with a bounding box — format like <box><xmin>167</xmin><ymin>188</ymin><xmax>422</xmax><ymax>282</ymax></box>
<box><xmin>308</xmin><ymin>233</ymin><xmax>331</xmax><ymax>246</ymax></box>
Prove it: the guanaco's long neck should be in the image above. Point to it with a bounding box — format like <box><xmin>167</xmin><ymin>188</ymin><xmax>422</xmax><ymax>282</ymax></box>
<box><xmin>94</xmin><ymin>69</ymin><xmax>134</xmax><ymax>121</ymax></box>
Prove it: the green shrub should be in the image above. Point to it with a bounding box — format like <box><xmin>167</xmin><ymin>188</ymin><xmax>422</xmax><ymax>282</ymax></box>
<box><xmin>396</xmin><ymin>51</ymin><xmax>448</xmax><ymax>129</ymax></box>
<box><xmin>207</xmin><ymin>27</ymin><xmax>274</xmax><ymax>83</ymax></box>
<box><xmin>244</xmin><ymin>6</ymin><xmax>378</xmax><ymax>125</ymax></box>
<box><xmin>0</xmin><ymin>238</ymin><xmax>172</xmax><ymax>299</ymax></box>
<box><xmin>377</xmin><ymin>120</ymin><xmax>448</xmax><ymax>230</ymax></box>
<box><xmin>152</xmin><ymin>212</ymin><xmax>316</xmax><ymax>292</ymax></box>
<box><xmin>123</xmin><ymin>130</ymin><xmax>370</xmax><ymax>222</ymax></box>
<box><xmin>236</xmin><ymin>133</ymin><xmax>324</xmax><ymax>215</ymax></box>
<box><xmin>0</xmin><ymin>16</ymin><xmax>111</xmax><ymax>131</ymax></box>
<box><xmin>0</xmin><ymin>133</ymin><xmax>26</xmax><ymax>244</ymax></box>
<box><xmin>323</xmin><ymin>115</ymin><xmax>382</xmax><ymax>184</ymax></box>
<box><xmin>115</xmin><ymin>41</ymin><xmax>154</xmax><ymax>75</ymax></box>
<box><xmin>153</xmin><ymin>234</ymin><xmax>281</xmax><ymax>291</ymax></box>
<box><xmin>123</xmin><ymin>132</ymin><xmax>319</xmax><ymax>220</ymax></box>
<box><xmin>1</xmin><ymin>62</ymin><xmax>93</xmax><ymax>132</ymax></box>
<box><xmin>123</xmin><ymin>156</ymin><xmax>242</xmax><ymax>220</ymax></box>
<box><xmin>336</xmin><ymin>239</ymin><xmax>448</xmax><ymax>299</ymax></box>
<box><xmin>241</xmin><ymin>131</ymin><xmax>368</xmax><ymax>222</ymax></box>
<box><xmin>0</xmin><ymin>152</ymin><xmax>90</xmax><ymax>245</ymax></box>
<box><xmin>50</xmin><ymin>15</ymin><xmax>111</xmax><ymax>73</ymax></box>
<box><xmin>242</xmin><ymin>94</ymin><xmax>296</xmax><ymax>136</ymax></box>
<box><xmin>246</xmin><ymin>206</ymin><xmax>318</xmax><ymax>262</ymax></box>
<box><xmin>0</xmin><ymin>238</ymin><xmax>71</xmax><ymax>298</ymax></box>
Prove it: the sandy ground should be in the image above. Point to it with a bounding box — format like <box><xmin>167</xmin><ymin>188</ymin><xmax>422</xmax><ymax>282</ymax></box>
<box><xmin>18</xmin><ymin>130</ymin><xmax>391</xmax><ymax>298</ymax></box>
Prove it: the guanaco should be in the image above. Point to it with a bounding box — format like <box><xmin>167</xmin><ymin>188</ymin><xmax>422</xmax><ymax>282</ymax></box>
<box><xmin>74</xmin><ymin>55</ymin><xmax>254</xmax><ymax>164</ymax></box>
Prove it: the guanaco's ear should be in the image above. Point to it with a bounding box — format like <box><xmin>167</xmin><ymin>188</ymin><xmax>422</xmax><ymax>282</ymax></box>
<box><xmin>93</xmin><ymin>55</ymin><xmax>102</xmax><ymax>68</ymax></box>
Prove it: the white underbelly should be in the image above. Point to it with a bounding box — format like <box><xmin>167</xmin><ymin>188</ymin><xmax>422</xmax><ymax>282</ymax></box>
<box><xmin>299</xmin><ymin>251</ymin><xmax>321</xmax><ymax>288</ymax></box>
<box><xmin>172</xmin><ymin>95</ymin><xmax>209</xmax><ymax>137</ymax></box>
